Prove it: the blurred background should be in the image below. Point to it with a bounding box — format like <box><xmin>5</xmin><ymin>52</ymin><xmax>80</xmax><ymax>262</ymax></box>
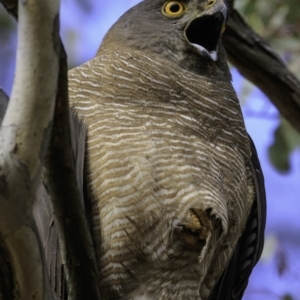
<box><xmin>0</xmin><ymin>1</ymin><xmax>300</xmax><ymax>299</ymax></box>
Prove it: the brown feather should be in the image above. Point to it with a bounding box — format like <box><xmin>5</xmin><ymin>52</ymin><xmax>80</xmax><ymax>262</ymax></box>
<box><xmin>68</xmin><ymin>47</ymin><xmax>254</xmax><ymax>299</ymax></box>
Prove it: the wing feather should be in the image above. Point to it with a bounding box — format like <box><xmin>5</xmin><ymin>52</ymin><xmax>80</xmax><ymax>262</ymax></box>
<box><xmin>208</xmin><ymin>134</ymin><xmax>267</xmax><ymax>300</ymax></box>
<box><xmin>33</xmin><ymin>111</ymin><xmax>87</xmax><ymax>299</ymax></box>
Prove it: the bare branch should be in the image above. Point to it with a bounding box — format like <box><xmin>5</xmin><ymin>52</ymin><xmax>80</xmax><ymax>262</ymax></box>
<box><xmin>1</xmin><ymin>1</ymin><xmax>101</xmax><ymax>298</ymax></box>
<box><xmin>223</xmin><ymin>10</ymin><xmax>300</xmax><ymax>134</ymax></box>
<box><xmin>0</xmin><ymin>0</ymin><xmax>60</xmax><ymax>298</ymax></box>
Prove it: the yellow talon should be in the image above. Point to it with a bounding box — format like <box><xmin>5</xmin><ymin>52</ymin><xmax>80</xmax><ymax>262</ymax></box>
<box><xmin>190</xmin><ymin>210</ymin><xmax>202</xmax><ymax>230</ymax></box>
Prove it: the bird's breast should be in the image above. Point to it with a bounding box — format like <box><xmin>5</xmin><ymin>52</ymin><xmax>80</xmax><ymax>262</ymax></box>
<box><xmin>68</xmin><ymin>50</ymin><xmax>253</xmax><ymax>299</ymax></box>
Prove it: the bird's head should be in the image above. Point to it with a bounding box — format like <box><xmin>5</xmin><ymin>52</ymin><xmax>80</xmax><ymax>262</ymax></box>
<box><xmin>101</xmin><ymin>0</ymin><xmax>230</xmax><ymax>77</ymax></box>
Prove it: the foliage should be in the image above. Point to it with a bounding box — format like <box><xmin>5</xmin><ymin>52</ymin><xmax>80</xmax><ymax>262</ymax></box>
<box><xmin>269</xmin><ymin>118</ymin><xmax>300</xmax><ymax>172</ymax></box>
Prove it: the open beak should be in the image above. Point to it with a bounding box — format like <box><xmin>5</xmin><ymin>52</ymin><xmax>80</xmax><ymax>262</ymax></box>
<box><xmin>184</xmin><ymin>2</ymin><xmax>227</xmax><ymax>61</ymax></box>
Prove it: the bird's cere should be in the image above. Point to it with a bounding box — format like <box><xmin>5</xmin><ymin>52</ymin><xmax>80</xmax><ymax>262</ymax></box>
<box><xmin>185</xmin><ymin>12</ymin><xmax>226</xmax><ymax>61</ymax></box>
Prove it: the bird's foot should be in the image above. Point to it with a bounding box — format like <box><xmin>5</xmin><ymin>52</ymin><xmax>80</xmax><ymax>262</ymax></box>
<box><xmin>175</xmin><ymin>209</ymin><xmax>212</xmax><ymax>248</ymax></box>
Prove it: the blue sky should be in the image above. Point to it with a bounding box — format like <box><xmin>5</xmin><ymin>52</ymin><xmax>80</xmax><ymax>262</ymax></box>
<box><xmin>1</xmin><ymin>1</ymin><xmax>299</xmax><ymax>299</ymax></box>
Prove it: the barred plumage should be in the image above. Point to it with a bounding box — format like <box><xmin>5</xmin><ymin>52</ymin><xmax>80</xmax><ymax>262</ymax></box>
<box><xmin>68</xmin><ymin>49</ymin><xmax>253</xmax><ymax>299</ymax></box>
<box><xmin>64</xmin><ymin>0</ymin><xmax>266</xmax><ymax>299</ymax></box>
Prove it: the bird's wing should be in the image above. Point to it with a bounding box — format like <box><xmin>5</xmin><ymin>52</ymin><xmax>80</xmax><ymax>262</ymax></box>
<box><xmin>34</xmin><ymin>109</ymin><xmax>87</xmax><ymax>299</ymax></box>
<box><xmin>208</xmin><ymin>134</ymin><xmax>267</xmax><ymax>300</ymax></box>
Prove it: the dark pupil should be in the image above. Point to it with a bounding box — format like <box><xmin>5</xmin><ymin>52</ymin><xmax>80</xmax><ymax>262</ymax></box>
<box><xmin>170</xmin><ymin>3</ymin><xmax>180</xmax><ymax>13</ymax></box>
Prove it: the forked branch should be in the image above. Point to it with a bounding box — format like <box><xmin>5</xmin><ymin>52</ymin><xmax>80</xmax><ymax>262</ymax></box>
<box><xmin>223</xmin><ymin>9</ymin><xmax>300</xmax><ymax>134</ymax></box>
<box><xmin>0</xmin><ymin>0</ymin><xmax>60</xmax><ymax>299</ymax></box>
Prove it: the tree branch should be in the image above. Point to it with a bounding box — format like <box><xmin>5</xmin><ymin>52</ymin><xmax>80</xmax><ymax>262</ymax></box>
<box><xmin>223</xmin><ymin>9</ymin><xmax>300</xmax><ymax>134</ymax></box>
<box><xmin>1</xmin><ymin>1</ymin><xmax>101</xmax><ymax>299</ymax></box>
<box><xmin>0</xmin><ymin>0</ymin><xmax>60</xmax><ymax>298</ymax></box>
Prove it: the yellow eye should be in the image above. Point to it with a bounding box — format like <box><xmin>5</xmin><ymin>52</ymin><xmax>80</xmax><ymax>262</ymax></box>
<box><xmin>162</xmin><ymin>1</ymin><xmax>186</xmax><ymax>18</ymax></box>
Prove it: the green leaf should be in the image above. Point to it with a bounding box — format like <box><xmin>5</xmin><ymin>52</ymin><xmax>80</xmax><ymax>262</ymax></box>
<box><xmin>268</xmin><ymin>119</ymin><xmax>300</xmax><ymax>172</ymax></box>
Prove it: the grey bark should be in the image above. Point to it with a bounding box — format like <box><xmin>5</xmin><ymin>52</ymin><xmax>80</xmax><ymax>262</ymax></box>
<box><xmin>0</xmin><ymin>0</ymin><xmax>60</xmax><ymax>299</ymax></box>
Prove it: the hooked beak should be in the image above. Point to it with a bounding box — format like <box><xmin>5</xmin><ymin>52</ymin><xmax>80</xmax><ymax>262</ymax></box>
<box><xmin>184</xmin><ymin>1</ymin><xmax>227</xmax><ymax>61</ymax></box>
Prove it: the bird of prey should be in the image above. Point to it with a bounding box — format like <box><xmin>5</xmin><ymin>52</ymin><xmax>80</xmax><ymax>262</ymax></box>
<box><xmin>35</xmin><ymin>0</ymin><xmax>266</xmax><ymax>299</ymax></box>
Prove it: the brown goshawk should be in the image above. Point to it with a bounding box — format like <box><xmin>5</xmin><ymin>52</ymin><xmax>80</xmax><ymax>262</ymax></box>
<box><xmin>36</xmin><ymin>0</ymin><xmax>267</xmax><ymax>299</ymax></box>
